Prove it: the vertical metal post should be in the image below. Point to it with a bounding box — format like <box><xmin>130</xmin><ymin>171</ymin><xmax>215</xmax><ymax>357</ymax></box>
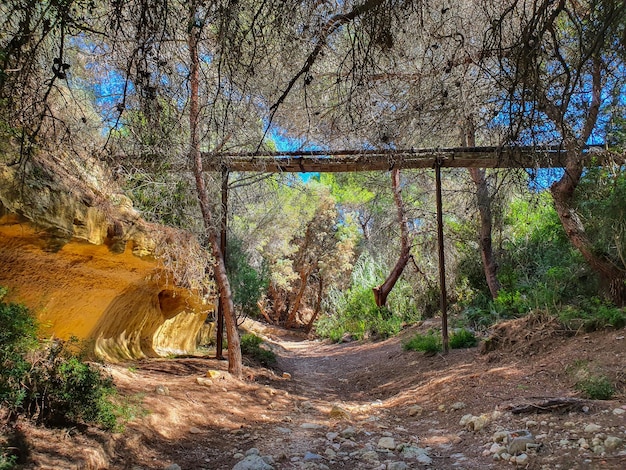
<box><xmin>216</xmin><ymin>167</ymin><xmax>228</xmax><ymax>360</ymax></box>
<box><xmin>435</xmin><ymin>160</ymin><xmax>449</xmax><ymax>354</ymax></box>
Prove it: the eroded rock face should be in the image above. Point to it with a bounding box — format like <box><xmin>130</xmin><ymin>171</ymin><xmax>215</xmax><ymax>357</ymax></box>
<box><xmin>0</xmin><ymin>160</ymin><xmax>212</xmax><ymax>361</ymax></box>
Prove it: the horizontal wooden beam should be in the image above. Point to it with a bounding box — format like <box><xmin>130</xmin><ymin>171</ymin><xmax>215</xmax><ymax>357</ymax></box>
<box><xmin>200</xmin><ymin>145</ymin><xmax>617</xmax><ymax>173</ymax></box>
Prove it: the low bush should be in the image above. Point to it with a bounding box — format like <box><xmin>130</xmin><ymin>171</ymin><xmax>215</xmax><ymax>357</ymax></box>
<box><xmin>0</xmin><ymin>289</ymin><xmax>135</xmax><ymax>431</ymax></box>
<box><xmin>449</xmin><ymin>329</ymin><xmax>478</xmax><ymax>349</ymax></box>
<box><xmin>403</xmin><ymin>331</ymin><xmax>442</xmax><ymax>354</ymax></box>
<box><xmin>240</xmin><ymin>333</ymin><xmax>276</xmax><ymax>367</ymax></box>
<box><xmin>559</xmin><ymin>300</ymin><xmax>626</xmax><ymax>332</ymax></box>
<box><xmin>576</xmin><ymin>375</ymin><xmax>615</xmax><ymax>400</ymax></box>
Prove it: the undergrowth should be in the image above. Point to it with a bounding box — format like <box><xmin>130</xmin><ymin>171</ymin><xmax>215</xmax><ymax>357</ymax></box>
<box><xmin>0</xmin><ymin>288</ymin><xmax>138</xmax><ymax>432</ymax></box>
<box><xmin>316</xmin><ymin>255</ymin><xmax>420</xmax><ymax>342</ymax></box>
<box><xmin>240</xmin><ymin>333</ymin><xmax>276</xmax><ymax>367</ymax></box>
<box><xmin>404</xmin><ymin>328</ymin><xmax>478</xmax><ymax>354</ymax></box>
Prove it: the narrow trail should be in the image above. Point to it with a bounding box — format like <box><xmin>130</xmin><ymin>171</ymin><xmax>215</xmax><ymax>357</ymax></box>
<box><xmin>15</xmin><ymin>320</ymin><xmax>626</xmax><ymax>470</ymax></box>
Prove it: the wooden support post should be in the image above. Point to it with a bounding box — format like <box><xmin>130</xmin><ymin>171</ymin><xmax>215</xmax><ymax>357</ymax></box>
<box><xmin>435</xmin><ymin>160</ymin><xmax>449</xmax><ymax>354</ymax></box>
<box><xmin>216</xmin><ymin>167</ymin><xmax>228</xmax><ymax>360</ymax></box>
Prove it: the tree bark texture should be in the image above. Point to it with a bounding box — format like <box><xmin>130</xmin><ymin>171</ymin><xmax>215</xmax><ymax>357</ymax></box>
<box><xmin>188</xmin><ymin>7</ymin><xmax>242</xmax><ymax>377</ymax></box>
<box><xmin>373</xmin><ymin>168</ymin><xmax>412</xmax><ymax>307</ymax></box>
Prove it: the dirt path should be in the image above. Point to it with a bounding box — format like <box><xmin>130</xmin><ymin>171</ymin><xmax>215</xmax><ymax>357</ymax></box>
<box><xmin>4</xmin><ymin>319</ymin><xmax>626</xmax><ymax>469</ymax></box>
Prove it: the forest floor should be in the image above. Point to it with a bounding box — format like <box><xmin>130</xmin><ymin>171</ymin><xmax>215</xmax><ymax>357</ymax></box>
<box><xmin>2</xmin><ymin>315</ymin><xmax>626</xmax><ymax>470</ymax></box>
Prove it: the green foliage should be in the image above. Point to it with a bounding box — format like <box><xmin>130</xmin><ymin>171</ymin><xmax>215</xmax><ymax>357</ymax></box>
<box><xmin>226</xmin><ymin>237</ymin><xmax>269</xmax><ymax>318</ymax></box>
<box><xmin>240</xmin><ymin>333</ymin><xmax>276</xmax><ymax>367</ymax></box>
<box><xmin>457</xmin><ymin>192</ymin><xmax>604</xmax><ymax>329</ymax></box>
<box><xmin>567</xmin><ymin>360</ymin><xmax>615</xmax><ymax>400</ymax></box>
<box><xmin>575</xmin><ymin>375</ymin><xmax>615</xmax><ymax>400</ymax></box>
<box><xmin>315</xmin><ymin>255</ymin><xmax>420</xmax><ymax>341</ymax></box>
<box><xmin>0</xmin><ymin>291</ymin><xmax>135</xmax><ymax>431</ymax></box>
<box><xmin>575</xmin><ymin>166</ymin><xmax>626</xmax><ymax>273</ymax></box>
<box><xmin>558</xmin><ymin>299</ymin><xmax>626</xmax><ymax>332</ymax></box>
<box><xmin>403</xmin><ymin>331</ymin><xmax>442</xmax><ymax>354</ymax></box>
<box><xmin>449</xmin><ymin>329</ymin><xmax>478</xmax><ymax>349</ymax></box>
<box><xmin>0</xmin><ymin>288</ymin><xmax>38</xmax><ymax>409</ymax></box>
<box><xmin>0</xmin><ymin>451</ymin><xmax>16</xmax><ymax>470</ymax></box>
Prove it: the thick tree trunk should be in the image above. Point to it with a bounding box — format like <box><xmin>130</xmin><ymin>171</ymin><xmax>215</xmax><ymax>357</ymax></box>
<box><xmin>188</xmin><ymin>8</ymin><xmax>242</xmax><ymax>377</ymax></box>
<box><xmin>373</xmin><ymin>168</ymin><xmax>412</xmax><ymax>307</ymax></box>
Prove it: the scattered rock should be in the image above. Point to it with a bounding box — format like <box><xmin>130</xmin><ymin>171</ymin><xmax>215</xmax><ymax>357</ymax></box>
<box><xmin>282</xmin><ymin>372</ymin><xmax>292</xmax><ymax>379</ymax></box>
<box><xmin>584</xmin><ymin>424</ymin><xmax>602</xmax><ymax>433</ymax></box>
<box><xmin>197</xmin><ymin>377</ymin><xmax>213</xmax><ymax>387</ymax></box>
<box><xmin>359</xmin><ymin>450</ymin><xmax>380</xmax><ymax>463</ymax></box>
<box><xmin>451</xmin><ymin>402</ymin><xmax>466</xmax><ymax>411</ymax></box>
<box><xmin>493</xmin><ymin>431</ymin><xmax>509</xmax><ymax>443</ymax></box>
<box><xmin>613</xmin><ymin>408</ymin><xmax>625</xmax><ymax>416</ymax></box>
<box><xmin>303</xmin><ymin>452</ymin><xmax>322</xmax><ymax>461</ymax></box>
<box><xmin>301</xmin><ymin>423</ymin><xmax>324</xmax><ymax>430</ymax></box>
<box><xmin>387</xmin><ymin>462</ymin><xmax>408</xmax><ymax>470</ymax></box>
<box><xmin>604</xmin><ymin>436</ymin><xmax>623</xmax><ymax>450</ymax></box>
<box><xmin>378</xmin><ymin>436</ymin><xmax>396</xmax><ymax>449</ymax></box>
<box><xmin>400</xmin><ymin>446</ymin><xmax>430</xmax><ymax>462</ymax></box>
<box><xmin>189</xmin><ymin>427</ymin><xmax>202</xmax><ymax>434</ymax></box>
<box><xmin>246</xmin><ymin>448</ymin><xmax>261</xmax><ymax>456</ymax></box>
<box><xmin>155</xmin><ymin>385</ymin><xmax>169</xmax><ymax>396</ymax></box>
<box><xmin>206</xmin><ymin>369</ymin><xmax>221</xmax><ymax>379</ymax></box>
<box><xmin>330</xmin><ymin>405</ymin><xmax>351</xmax><ymax>420</ymax></box>
<box><xmin>407</xmin><ymin>405</ymin><xmax>424</xmax><ymax>417</ymax></box>
<box><xmin>164</xmin><ymin>465</ymin><xmax>181</xmax><ymax>470</ymax></box>
<box><xmin>460</xmin><ymin>413</ymin><xmax>490</xmax><ymax>431</ymax></box>
<box><xmin>513</xmin><ymin>453</ymin><xmax>528</xmax><ymax>465</ymax></box>
<box><xmin>340</xmin><ymin>426</ymin><xmax>357</xmax><ymax>439</ymax></box>
<box><xmin>232</xmin><ymin>455</ymin><xmax>274</xmax><ymax>470</ymax></box>
<box><xmin>275</xmin><ymin>427</ymin><xmax>292</xmax><ymax>434</ymax></box>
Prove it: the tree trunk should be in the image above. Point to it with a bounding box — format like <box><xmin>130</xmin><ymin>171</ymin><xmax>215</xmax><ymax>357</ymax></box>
<box><xmin>545</xmin><ymin>58</ymin><xmax>625</xmax><ymax>306</ymax></box>
<box><xmin>286</xmin><ymin>265</ymin><xmax>313</xmax><ymax>328</ymax></box>
<box><xmin>188</xmin><ymin>7</ymin><xmax>242</xmax><ymax>377</ymax></box>
<box><xmin>464</xmin><ymin>120</ymin><xmax>500</xmax><ymax>299</ymax></box>
<box><xmin>373</xmin><ymin>168</ymin><xmax>412</xmax><ymax>307</ymax></box>
<box><xmin>551</xmin><ymin>152</ymin><xmax>626</xmax><ymax>305</ymax></box>
<box><xmin>305</xmin><ymin>276</ymin><xmax>324</xmax><ymax>333</ymax></box>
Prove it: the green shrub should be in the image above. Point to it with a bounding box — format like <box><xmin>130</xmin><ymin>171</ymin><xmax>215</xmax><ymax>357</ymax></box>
<box><xmin>226</xmin><ymin>237</ymin><xmax>269</xmax><ymax>319</ymax></box>
<box><xmin>403</xmin><ymin>331</ymin><xmax>442</xmax><ymax>354</ymax></box>
<box><xmin>0</xmin><ymin>450</ymin><xmax>16</xmax><ymax>470</ymax></box>
<box><xmin>449</xmin><ymin>329</ymin><xmax>478</xmax><ymax>349</ymax></box>
<box><xmin>0</xmin><ymin>290</ymin><xmax>134</xmax><ymax>431</ymax></box>
<box><xmin>576</xmin><ymin>375</ymin><xmax>615</xmax><ymax>400</ymax></box>
<box><xmin>316</xmin><ymin>255</ymin><xmax>420</xmax><ymax>341</ymax></box>
<box><xmin>559</xmin><ymin>300</ymin><xmax>626</xmax><ymax>332</ymax></box>
<box><xmin>240</xmin><ymin>333</ymin><xmax>276</xmax><ymax>367</ymax></box>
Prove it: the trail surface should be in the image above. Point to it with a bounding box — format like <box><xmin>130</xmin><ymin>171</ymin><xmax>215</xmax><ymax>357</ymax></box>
<box><xmin>4</xmin><ymin>318</ymin><xmax>626</xmax><ymax>469</ymax></box>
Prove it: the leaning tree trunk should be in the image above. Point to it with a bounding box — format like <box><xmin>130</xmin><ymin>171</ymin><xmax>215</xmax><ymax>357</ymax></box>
<box><xmin>545</xmin><ymin>58</ymin><xmax>626</xmax><ymax>306</ymax></box>
<box><xmin>188</xmin><ymin>7</ymin><xmax>242</xmax><ymax>377</ymax></box>
<box><xmin>373</xmin><ymin>168</ymin><xmax>412</xmax><ymax>307</ymax></box>
<box><xmin>551</xmin><ymin>153</ymin><xmax>626</xmax><ymax>305</ymax></box>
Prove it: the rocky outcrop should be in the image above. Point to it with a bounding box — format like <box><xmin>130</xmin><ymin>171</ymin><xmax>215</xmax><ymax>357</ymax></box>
<box><xmin>0</xmin><ymin>157</ymin><xmax>213</xmax><ymax>362</ymax></box>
